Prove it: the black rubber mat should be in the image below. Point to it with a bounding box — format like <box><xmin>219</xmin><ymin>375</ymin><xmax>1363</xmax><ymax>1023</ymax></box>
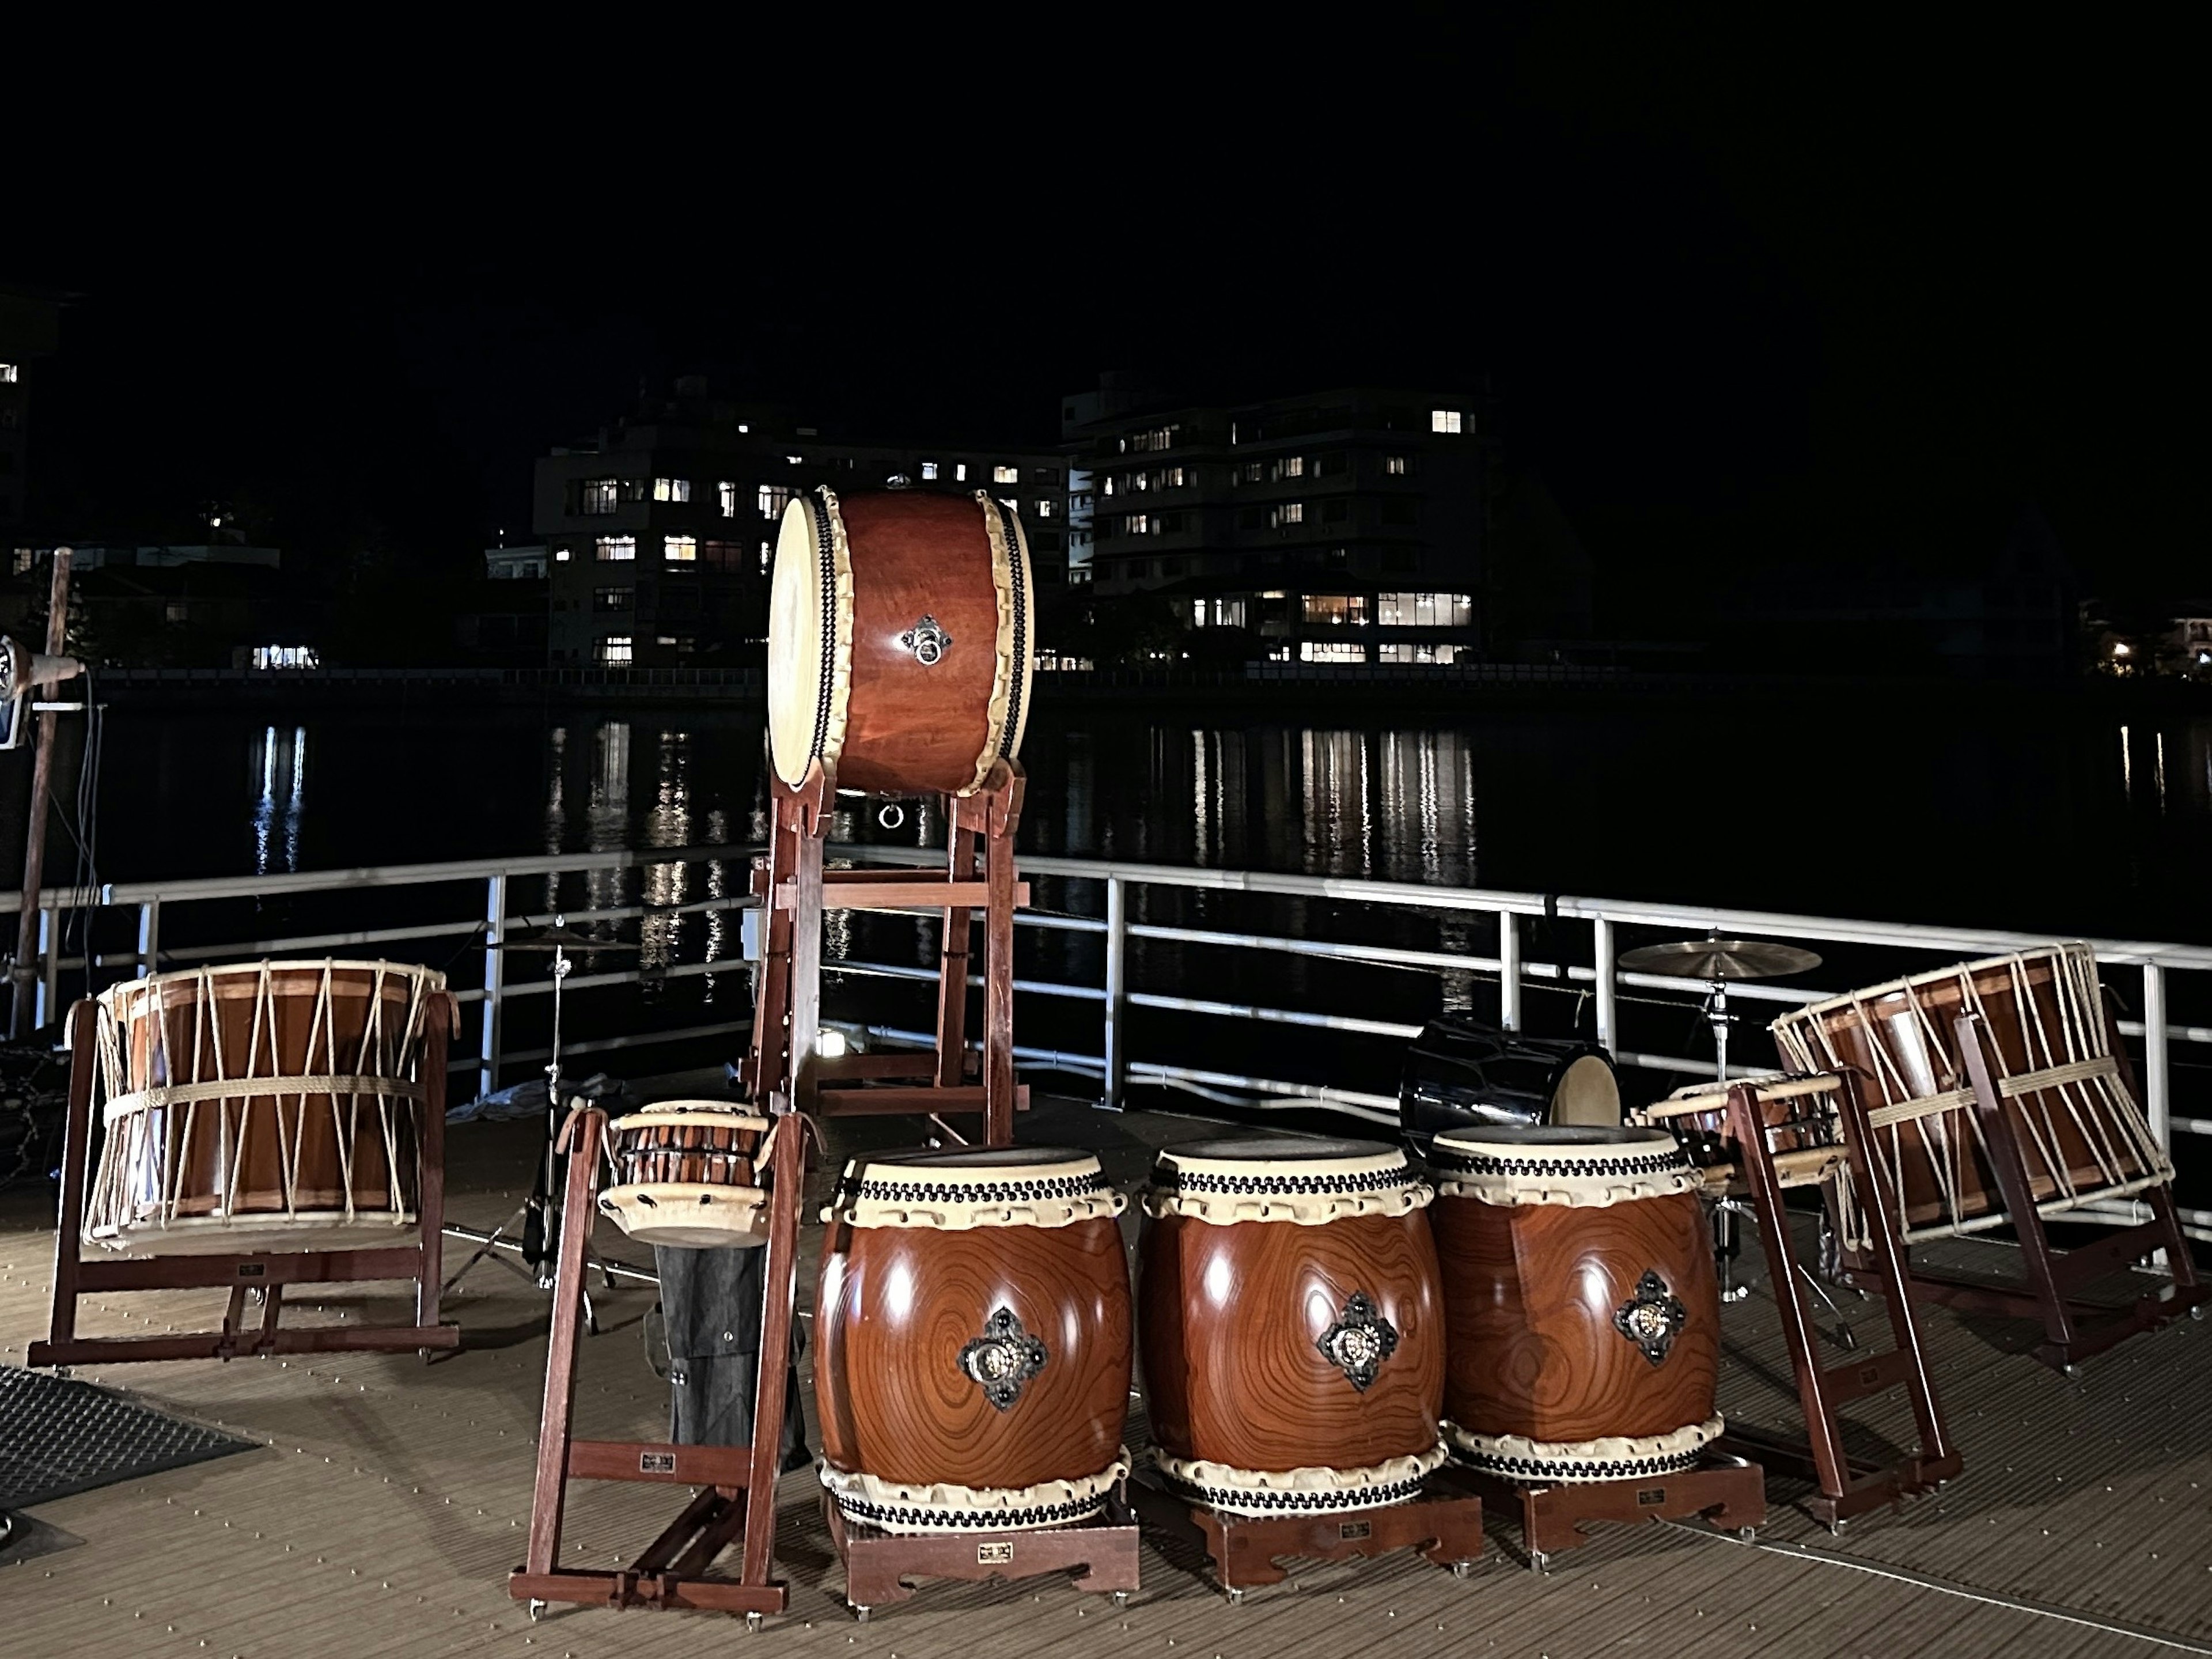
<box><xmin>0</xmin><ymin>1366</ymin><xmax>256</xmax><ymax>1508</ymax></box>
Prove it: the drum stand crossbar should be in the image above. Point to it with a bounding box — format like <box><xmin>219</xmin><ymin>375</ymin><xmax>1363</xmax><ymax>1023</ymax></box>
<box><xmin>1128</xmin><ymin>1469</ymin><xmax>1483</xmax><ymax>1599</ymax></box>
<box><xmin>510</xmin><ymin>1101</ymin><xmax>804</xmax><ymax>1623</ymax></box>
<box><xmin>1453</xmin><ymin>1455</ymin><xmax>1765</xmax><ymax>1571</ymax></box>
<box><xmin>825</xmin><ymin>1486</ymin><xmax>1140</xmax><ymax>1620</ymax></box>
<box><xmin>1832</xmin><ymin>1014</ymin><xmax>2209</xmax><ymax>1374</ymax></box>
<box><xmin>1692</xmin><ymin>1075</ymin><xmax>1962</xmax><ymax>1528</ymax></box>
<box><xmin>32</xmin><ymin>996</ymin><xmax>461</xmax><ymax>1369</ymax></box>
<box><xmin>741</xmin><ymin>763</ymin><xmax>1029</xmax><ymax>1139</ymax></box>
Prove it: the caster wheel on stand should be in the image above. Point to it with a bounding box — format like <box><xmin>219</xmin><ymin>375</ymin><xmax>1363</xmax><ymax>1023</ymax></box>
<box><xmin>527</xmin><ymin>1600</ymin><xmax>546</xmax><ymax>1623</ymax></box>
<box><xmin>1528</xmin><ymin>1550</ymin><xmax>1550</xmax><ymax>1574</ymax></box>
<box><xmin>1111</xmin><ymin>1590</ymin><xmax>1130</xmax><ymax>1608</ymax></box>
<box><xmin>1450</xmin><ymin>1559</ymin><xmax>1476</xmax><ymax>1580</ymax></box>
<box><xmin>745</xmin><ymin>1611</ymin><xmax>764</xmax><ymax>1633</ymax></box>
<box><xmin>1224</xmin><ymin>1587</ymin><xmax>1245</xmax><ymax>1607</ymax></box>
<box><xmin>850</xmin><ymin>1604</ymin><xmax>871</xmax><ymax>1625</ymax></box>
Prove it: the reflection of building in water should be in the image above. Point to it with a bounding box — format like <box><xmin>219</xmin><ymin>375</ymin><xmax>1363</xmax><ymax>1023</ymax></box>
<box><xmin>1297</xmin><ymin>730</ymin><xmax>1373</xmax><ymax>877</ymax></box>
<box><xmin>543</xmin><ymin>726</ymin><xmax>568</xmax><ymax>911</ymax></box>
<box><xmin>251</xmin><ymin>724</ymin><xmax>306</xmax><ymax>876</ymax></box>
<box><xmin>641</xmin><ymin>730</ymin><xmax>692</xmax><ymax>970</ymax></box>
<box><xmin>702</xmin><ymin>808</ymin><xmax>729</xmax><ymax>999</ymax></box>
<box><xmin>585</xmin><ymin>722</ymin><xmax>631</xmax><ymax>919</ymax></box>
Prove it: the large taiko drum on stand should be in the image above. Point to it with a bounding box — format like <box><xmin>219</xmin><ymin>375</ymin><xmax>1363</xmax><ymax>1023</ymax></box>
<box><xmin>768</xmin><ymin>487</ymin><xmax>1036</xmax><ymax>797</ymax></box>
<box><xmin>596</xmin><ymin>1102</ymin><xmax>772</xmax><ymax>1248</ymax></box>
<box><xmin>814</xmin><ymin>1147</ymin><xmax>1132</xmax><ymax>1533</ymax></box>
<box><xmin>1429</xmin><ymin>1126</ymin><xmax>1722</xmax><ymax>1482</ymax></box>
<box><xmin>1770</xmin><ymin>942</ymin><xmax>2172</xmax><ymax>1246</ymax></box>
<box><xmin>83</xmin><ymin>960</ymin><xmax>444</xmax><ymax>1255</ymax></box>
<box><xmin>1138</xmin><ymin>1137</ymin><xmax>1446</xmax><ymax>1516</ymax></box>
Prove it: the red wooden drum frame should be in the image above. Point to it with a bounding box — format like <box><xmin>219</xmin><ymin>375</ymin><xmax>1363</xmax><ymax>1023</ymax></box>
<box><xmin>84</xmin><ymin>959</ymin><xmax>443</xmax><ymax>1256</ymax></box>
<box><xmin>1770</xmin><ymin>943</ymin><xmax>2173</xmax><ymax>1245</ymax></box>
<box><xmin>814</xmin><ymin>1146</ymin><xmax>1133</xmax><ymax>1535</ymax></box>
<box><xmin>596</xmin><ymin>1102</ymin><xmax>772</xmax><ymax>1249</ymax></box>
<box><xmin>1138</xmin><ymin>1137</ymin><xmax>1446</xmax><ymax>1517</ymax></box>
<box><xmin>1429</xmin><ymin>1125</ymin><xmax>1722</xmax><ymax>1483</ymax></box>
<box><xmin>768</xmin><ymin>488</ymin><xmax>1036</xmax><ymax>799</ymax></box>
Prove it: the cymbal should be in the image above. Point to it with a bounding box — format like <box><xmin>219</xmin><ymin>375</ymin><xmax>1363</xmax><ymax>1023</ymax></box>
<box><xmin>494</xmin><ymin>923</ymin><xmax>639</xmax><ymax>953</ymax></box>
<box><xmin>1617</xmin><ymin>939</ymin><xmax>1823</xmax><ymax>980</ymax></box>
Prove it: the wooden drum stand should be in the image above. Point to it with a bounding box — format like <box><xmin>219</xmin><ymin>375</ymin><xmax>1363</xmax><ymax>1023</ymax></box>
<box><xmin>33</xmin><ymin>994</ymin><xmax>460</xmax><ymax>1370</ymax></box>
<box><xmin>513</xmin><ymin>760</ymin><xmax>1138</xmax><ymax>1624</ymax></box>
<box><xmin>1643</xmin><ymin>1073</ymin><xmax>1961</xmax><ymax>1532</ymax></box>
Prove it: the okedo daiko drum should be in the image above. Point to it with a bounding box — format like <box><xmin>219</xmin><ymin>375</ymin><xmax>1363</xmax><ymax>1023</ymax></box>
<box><xmin>596</xmin><ymin>1102</ymin><xmax>772</xmax><ymax>1249</ymax></box>
<box><xmin>1770</xmin><ymin>942</ymin><xmax>2172</xmax><ymax>1245</ymax></box>
<box><xmin>1429</xmin><ymin>1126</ymin><xmax>1721</xmax><ymax>1482</ymax></box>
<box><xmin>768</xmin><ymin>487</ymin><xmax>1036</xmax><ymax>798</ymax></box>
<box><xmin>1138</xmin><ymin>1137</ymin><xmax>1446</xmax><ymax>1516</ymax></box>
<box><xmin>84</xmin><ymin>960</ymin><xmax>444</xmax><ymax>1255</ymax></box>
<box><xmin>813</xmin><ymin>1147</ymin><xmax>1132</xmax><ymax>1534</ymax></box>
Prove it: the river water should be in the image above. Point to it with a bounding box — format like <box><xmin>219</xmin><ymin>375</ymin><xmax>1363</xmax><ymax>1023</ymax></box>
<box><xmin>12</xmin><ymin>700</ymin><xmax>2209</xmax><ymax>944</ymax></box>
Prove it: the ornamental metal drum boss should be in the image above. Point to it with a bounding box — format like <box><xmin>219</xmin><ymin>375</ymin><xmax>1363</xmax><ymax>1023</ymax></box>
<box><xmin>1138</xmin><ymin>1137</ymin><xmax>1448</xmax><ymax>1515</ymax></box>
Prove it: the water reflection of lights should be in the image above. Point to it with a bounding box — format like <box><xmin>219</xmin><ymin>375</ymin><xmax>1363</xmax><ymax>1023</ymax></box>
<box><xmin>251</xmin><ymin>724</ymin><xmax>306</xmax><ymax>874</ymax></box>
<box><xmin>641</xmin><ymin>730</ymin><xmax>692</xmax><ymax>972</ymax></box>
<box><xmin>543</xmin><ymin>726</ymin><xmax>568</xmax><ymax>912</ymax></box>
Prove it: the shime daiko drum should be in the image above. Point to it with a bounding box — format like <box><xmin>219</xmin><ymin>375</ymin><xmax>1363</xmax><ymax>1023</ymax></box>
<box><xmin>84</xmin><ymin>960</ymin><xmax>444</xmax><ymax>1255</ymax></box>
<box><xmin>596</xmin><ymin>1103</ymin><xmax>772</xmax><ymax>1248</ymax></box>
<box><xmin>814</xmin><ymin>1147</ymin><xmax>1132</xmax><ymax>1533</ymax></box>
<box><xmin>1138</xmin><ymin>1137</ymin><xmax>1446</xmax><ymax>1516</ymax></box>
<box><xmin>1429</xmin><ymin>1126</ymin><xmax>1721</xmax><ymax>1482</ymax></box>
<box><xmin>1771</xmin><ymin>942</ymin><xmax>2172</xmax><ymax>1245</ymax></box>
<box><xmin>768</xmin><ymin>487</ymin><xmax>1036</xmax><ymax>797</ymax></box>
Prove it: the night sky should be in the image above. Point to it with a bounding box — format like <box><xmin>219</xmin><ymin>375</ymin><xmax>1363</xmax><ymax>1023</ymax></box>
<box><xmin>10</xmin><ymin>17</ymin><xmax>2192</xmax><ymax>607</ymax></box>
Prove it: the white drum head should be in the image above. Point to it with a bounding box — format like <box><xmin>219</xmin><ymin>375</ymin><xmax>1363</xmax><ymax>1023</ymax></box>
<box><xmin>1551</xmin><ymin>1055</ymin><xmax>1622</xmax><ymax>1126</ymax></box>
<box><xmin>767</xmin><ymin>493</ymin><xmax>850</xmax><ymax>787</ymax></box>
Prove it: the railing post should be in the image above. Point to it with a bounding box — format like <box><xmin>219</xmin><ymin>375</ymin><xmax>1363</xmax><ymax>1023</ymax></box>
<box><xmin>1592</xmin><ymin>915</ymin><xmax>1616</xmax><ymax>1054</ymax></box>
<box><xmin>2143</xmin><ymin>961</ymin><xmax>2169</xmax><ymax>1150</ymax></box>
<box><xmin>480</xmin><ymin>873</ymin><xmax>507</xmax><ymax>1102</ymax></box>
<box><xmin>1102</xmin><ymin>876</ymin><xmax>1127</xmax><ymax>1111</ymax></box>
<box><xmin>1498</xmin><ymin>910</ymin><xmax>1521</xmax><ymax>1033</ymax></box>
<box><xmin>35</xmin><ymin>903</ymin><xmax>55</xmax><ymax>1028</ymax></box>
<box><xmin>136</xmin><ymin>899</ymin><xmax>160</xmax><ymax>979</ymax></box>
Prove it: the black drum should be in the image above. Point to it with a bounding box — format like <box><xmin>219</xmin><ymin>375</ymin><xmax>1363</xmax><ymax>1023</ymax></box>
<box><xmin>1398</xmin><ymin>1020</ymin><xmax>1619</xmax><ymax>1150</ymax></box>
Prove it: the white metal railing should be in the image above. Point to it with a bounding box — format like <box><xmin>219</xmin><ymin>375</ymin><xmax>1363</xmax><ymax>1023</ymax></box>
<box><xmin>6</xmin><ymin>842</ymin><xmax>2207</xmax><ymax>1238</ymax></box>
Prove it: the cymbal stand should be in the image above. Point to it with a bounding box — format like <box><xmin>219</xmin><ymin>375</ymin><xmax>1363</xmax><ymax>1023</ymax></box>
<box><xmin>444</xmin><ymin>921</ymin><xmax>616</xmax><ymax>1330</ymax></box>
<box><xmin>1702</xmin><ymin>976</ymin><xmax>1754</xmax><ymax>1300</ymax></box>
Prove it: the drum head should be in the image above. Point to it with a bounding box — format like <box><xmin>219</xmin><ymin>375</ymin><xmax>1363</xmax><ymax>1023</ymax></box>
<box><xmin>863</xmin><ymin>1144</ymin><xmax>1092</xmax><ymax>1172</ymax></box>
<box><xmin>1550</xmin><ymin>1056</ymin><xmax>1621</xmax><ymax>1127</ymax></box>
<box><xmin>768</xmin><ymin>493</ymin><xmax>846</xmax><ymax>787</ymax></box>
<box><xmin>1438</xmin><ymin>1124</ymin><xmax>1675</xmax><ymax>1152</ymax></box>
<box><xmin>1163</xmin><ymin>1135</ymin><xmax>1395</xmax><ymax>1165</ymax></box>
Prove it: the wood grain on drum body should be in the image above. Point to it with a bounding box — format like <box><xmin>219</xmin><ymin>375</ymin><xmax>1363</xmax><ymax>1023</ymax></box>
<box><xmin>833</xmin><ymin>493</ymin><xmax>1007</xmax><ymax>798</ymax></box>
<box><xmin>816</xmin><ymin>1214</ymin><xmax>1131</xmax><ymax>1490</ymax></box>
<box><xmin>1139</xmin><ymin>1211</ymin><xmax>1444</xmax><ymax>1473</ymax></box>
<box><xmin>1431</xmin><ymin>1190</ymin><xmax>1716</xmax><ymax>1445</ymax></box>
<box><xmin>116</xmin><ymin>966</ymin><xmax>421</xmax><ymax>1220</ymax></box>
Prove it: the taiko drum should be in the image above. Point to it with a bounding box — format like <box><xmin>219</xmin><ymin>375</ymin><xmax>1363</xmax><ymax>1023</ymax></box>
<box><xmin>1429</xmin><ymin>1126</ymin><xmax>1721</xmax><ymax>1482</ymax></box>
<box><xmin>768</xmin><ymin>487</ymin><xmax>1036</xmax><ymax>798</ymax></box>
<box><xmin>84</xmin><ymin>959</ymin><xmax>443</xmax><ymax>1255</ymax></box>
<box><xmin>595</xmin><ymin>1102</ymin><xmax>771</xmax><ymax>1249</ymax></box>
<box><xmin>1138</xmin><ymin>1137</ymin><xmax>1446</xmax><ymax>1516</ymax></box>
<box><xmin>813</xmin><ymin>1147</ymin><xmax>1132</xmax><ymax>1534</ymax></box>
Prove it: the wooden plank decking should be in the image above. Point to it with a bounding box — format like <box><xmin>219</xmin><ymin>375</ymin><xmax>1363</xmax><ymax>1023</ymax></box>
<box><xmin>2</xmin><ymin>1100</ymin><xmax>2206</xmax><ymax>1658</ymax></box>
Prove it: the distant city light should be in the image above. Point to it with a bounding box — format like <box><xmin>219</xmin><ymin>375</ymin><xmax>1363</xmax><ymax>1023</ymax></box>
<box><xmin>251</xmin><ymin>645</ymin><xmax>318</xmax><ymax>671</ymax></box>
<box><xmin>2113</xmin><ymin>642</ymin><xmax>2131</xmax><ymax>657</ymax></box>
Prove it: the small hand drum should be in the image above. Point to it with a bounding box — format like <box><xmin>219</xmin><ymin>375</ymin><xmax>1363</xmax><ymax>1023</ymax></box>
<box><xmin>597</xmin><ymin>1103</ymin><xmax>772</xmax><ymax>1249</ymax></box>
<box><xmin>1637</xmin><ymin>1074</ymin><xmax>1851</xmax><ymax>1196</ymax></box>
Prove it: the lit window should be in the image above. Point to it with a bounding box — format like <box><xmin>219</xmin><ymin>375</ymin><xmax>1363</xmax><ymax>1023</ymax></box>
<box><xmin>595</xmin><ymin>535</ymin><xmax>637</xmax><ymax>562</ymax></box>
<box><xmin>1163</xmin><ymin>465</ymin><xmax>1186</xmax><ymax>487</ymax></box>
<box><xmin>1121</xmin><ymin>513</ymin><xmax>1155</xmax><ymax>536</ymax></box>
<box><xmin>1300</xmin><ymin>641</ymin><xmax>1366</xmax><ymax>663</ymax></box>
<box><xmin>1377</xmin><ymin>592</ymin><xmax>1472</xmax><ymax>628</ymax></box>
<box><xmin>580</xmin><ymin>478</ymin><xmax>620</xmax><ymax>514</ymax></box>
<box><xmin>1431</xmin><ymin>409</ymin><xmax>1464</xmax><ymax>434</ymax></box>
<box><xmin>1377</xmin><ymin>642</ymin><xmax>1460</xmax><ymax>664</ymax></box>
<box><xmin>718</xmin><ymin>481</ymin><xmax>741</xmax><ymax>517</ymax></box>
<box><xmin>921</xmin><ymin>461</ymin><xmax>939</xmax><ymax>480</ymax></box>
<box><xmin>759</xmin><ymin>484</ymin><xmax>793</xmax><ymax>520</ymax></box>
<box><xmin>1191</xmin><ymin>598</ymin><xmax>1248</xmax><ymax>628</ymax></box>
<box><xmin>653</xmin><ymin>477</ymin><xmax>691</xmax><ymax>502</ymax></box>
<box><xmin>1034</xmin><ymin>500</ymin><xmax>1055</xmax><ymax>519</ymax></box>
<box><xmin>250</xmin><ymin>645</ymin><xmax>318</xmax><ymax>670</ymax></box>
<box><xmin>1301</xmin><ymin>593</ymin><xmax>1370</xmax><ymax>626</ymax></box>
<box><xmin>0</xmin><ymin>363</ymin><xmax>18</xmax><ymax>383</ymax></box>
<box><xmin>597</xmin><ymin>635</ymin><xmax>634</xmax><ymax>665</ymax></box>
<box><xmin>955</xmin><ymin>463</ymin><xmax>968</xmax><ymax>482</ymax></box>
<box><xmin>1277</xmin><ymin>456</ymin><xmax>1306</xmax><ymax>480</ymax></box>
<box><xmin>664</xmin><ymin>535</ymin><xmax>698</xmax><ymax>562</ymax></box>
<box><xmin>993</xmin><ymin>465</ymin><xmax>1020</xmax><ymax>484</ymax></box>
<box><xmin>1271</xmin><ymin>502</ymin><xmax>1305</xmax><ymax>527</ymax></box>
<box><xmin>1385</xmin><ymin>455</ymin><xmax>1408</xmax><ymax>476</ymax></box>
<box><xmin>165</xmin><ymin>601</ymin><xmax>190</xmax><ymax>624</ymax></box>
<box><xmin>759</xmin><ymin>541</ymin><xmax>772</xmax><ymax>572</ymax></box>
<box><xmin>786</xmin><ymin>454</ymin><xmax>804</xmax><ymax>465</ymax></box>
<box><xmin>554</xmin><ymin>546</ymin><xmax>571</xmax><ymax>562</ymax></box>
<box><xmin>1120</xmin><ymin>425</ymin><xmax>1180</xmax><ymax>454</ymax></box>
<box><xmin>737</xmin><ymin>423</ymin><xmax>749</xmax><ymax>433</ymax></box>
<box><xmin>594</xmin><ymin>586</ymin><xmax>631</xmax><ymax>612</ymax></box>
<box><xmin>1237</xmin><ymin>461</ymin><xmax>1263</xmax><ymax>484</ymax></box>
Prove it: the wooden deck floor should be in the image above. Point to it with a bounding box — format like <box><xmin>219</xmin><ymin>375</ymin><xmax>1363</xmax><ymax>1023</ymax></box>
<box><xmin>2</xmin><ymin>1099</ymin><xmax>2207</xmax><ymax>1659</ymax></box>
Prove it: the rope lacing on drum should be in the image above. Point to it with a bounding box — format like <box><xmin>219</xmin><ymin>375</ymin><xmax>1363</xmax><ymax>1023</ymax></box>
<box><xmin>1430</xmin><ymin>1149</ymin><xmax>1686</xmax><ymax>1181</ymax></box>
<box><xmin>847</xmin><ymin>1169</ymin><xmax>1109</xmax><ymax>1207</ymax></box>
<box><xmin>1157</xmin><ymin>1167</ymin><xmax>1418</xmax><ymax>1198</ymax></box>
